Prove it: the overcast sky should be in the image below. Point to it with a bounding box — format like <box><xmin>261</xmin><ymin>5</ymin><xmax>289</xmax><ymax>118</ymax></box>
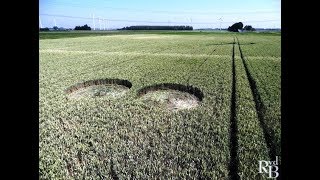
<box><xmin>39</xmin><ymin>0</ymin><xmax>281</xmax><ymax>29</ymax></box>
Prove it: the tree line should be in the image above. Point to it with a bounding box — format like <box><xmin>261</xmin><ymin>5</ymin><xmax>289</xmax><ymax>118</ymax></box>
<box><xmin>119</xmin><ymin>25</ymin><xmax>193</xmax><ymax>30</ymax></box>
<box><xmin>227</xmin><ymin>22</ymin><xmax>256</xmax><ymax>32</ymax></box>
<box><xmin>74</xmin><ymin>24</ymin><xmax>91</xmax><ymax>30</ymax></box>
<box><xmin>40</xmin><ymin>23</ymin><xmax>255</xmax><ymax>32</ymax></box>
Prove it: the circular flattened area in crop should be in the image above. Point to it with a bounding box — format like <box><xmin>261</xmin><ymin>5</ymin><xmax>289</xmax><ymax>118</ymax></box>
<box><xmin>65</xmin><ymin>79</ymin><xmax>132</xmax><ymax>99</ymax></box>
<box><xmin>138</xmin><ymin>83</ymin><xmax>204</xmax><ymax>111</ymax></box>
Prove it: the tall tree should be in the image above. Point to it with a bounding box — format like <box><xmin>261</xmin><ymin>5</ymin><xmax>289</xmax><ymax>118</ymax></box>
<box><xmin>227</xmin><ymin>22</ymin><xmax>243</xmax><ymax>32</ymax></box>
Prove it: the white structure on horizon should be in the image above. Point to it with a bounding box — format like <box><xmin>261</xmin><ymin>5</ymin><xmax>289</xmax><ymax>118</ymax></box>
<box><xmin>39</xmin><ymin>16</ymin><xmax>43</xmax><ymax>28</ymax></box>
<box><xmin>219</xmin><ymin>17</ymin><xmax>223</xmax><ymax>30</ymax></box>
<box><xmin>99</xmin><ymin>17</ymin><xmax>102</xmax><ymax>30</ymax></box>
<box><xmin>91</xmin><ymin>13</ymin><xmax>95</xmax><ymax>30</ymax></box>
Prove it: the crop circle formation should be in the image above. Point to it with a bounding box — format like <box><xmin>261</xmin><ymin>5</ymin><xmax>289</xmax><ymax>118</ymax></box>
<box><xmin>65</xmin><ymin>78</ymin><xmax>132</xmax><ymax>99</ymax></box>
<box><xmin>138</xmin><ymin>83</ymin><xmax>204</xmax><ymax>111</ymax></box>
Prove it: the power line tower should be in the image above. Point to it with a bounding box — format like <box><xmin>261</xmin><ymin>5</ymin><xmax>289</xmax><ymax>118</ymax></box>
<box><xmin>219</xmin><ymin>17</ymin><xmax>223</xmax><ymax>30</ymax></box>
<box><xmin>91</xmin><ymin>13</ymin><xmax>95</xmax><ymax>30</ymax></box>
<box><xmin>54</xmin><ymin>18</ymin><xmax>57</xmax><ymax>27</ymax></box>
<box><xmin>98</xmin><ymin>17</ymin><xmax>102</xmax><ymax>30</ymax></box>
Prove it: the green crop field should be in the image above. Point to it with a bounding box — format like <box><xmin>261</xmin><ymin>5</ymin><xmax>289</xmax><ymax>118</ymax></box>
<box><xmin>39</xmin><ymin>31</ymin><xmax>281</xmax><ymax>179</ymax></box>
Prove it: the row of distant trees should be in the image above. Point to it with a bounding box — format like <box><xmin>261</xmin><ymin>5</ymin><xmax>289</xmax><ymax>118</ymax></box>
<box><xmin>39</xmin><ymin>27</ymin><xmax>50</xmax><ymax>31</ymax></box>
<box><xmin>227</xmin><ymin>22</ymin><xmax>256</xmax><ymax>32</ymax></box>
<box><xmin>39</xmin><ymin>24</ymin><xmax>91</xmax><ymax>31</ymax></box>
<box><xmin>119</xmin><ymin>25</ymin><xmax>193</xmax><ymax>30</ymax></box>
<box><xmin>74</xmin><ymin>24</ymin><xmax>91</xmax><ymax>30</ymax></box>
<box><xmin>40</xmin><ymin>24</ymin><xmax>193</xmax><ymax>31</ymax></box>
<box><xmin>40</xmin><ymin>23</ymin><xmax>255</xmax><ymax>32</ymax></box>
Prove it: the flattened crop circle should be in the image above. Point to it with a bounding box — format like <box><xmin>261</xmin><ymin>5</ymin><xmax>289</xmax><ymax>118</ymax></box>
<box><xmin>138</xmin><ymin>83</ymin><xmax>204</xmax><ymax>111</ymax></box>
<box><xmin>65</xmin><ymin>78</ymin><xmax>132</xmax><ymax>99</ymax></box>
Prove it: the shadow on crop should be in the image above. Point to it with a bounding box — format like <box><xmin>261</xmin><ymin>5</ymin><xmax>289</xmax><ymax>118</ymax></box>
<box><xmin>236</xmin><ymin>36</ymin><xmax>278</xmax><ymax>164</ymax></box>
<box><xmin>228</xmin><ymin>37</ymin><xmax>240</xmax><ymax>180</ymax></box>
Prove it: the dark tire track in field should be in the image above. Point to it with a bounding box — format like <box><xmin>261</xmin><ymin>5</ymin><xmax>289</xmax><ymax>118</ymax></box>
<box><xmin>47</xmin><ymin>55</ymin><xmax>139</xmax><ymax>86</ymax></box>
<box><xmin>236</xmin><ymin>37</ymin><xmax>277</xmax><ymax>162</ymax></box>
<box><xmin>245</xmin><ymin>58</ymin><xmax>273</xmax><ymax>103</ymax></box>
<box><xmin>185</xmin><ymin>48</ymin><xmax>216</xmax><ymax>85</ymax></box>
<box><xmin>110</xmin><ymin>158</ymin><xmax>119</xmax><ymax>180</ymax></box>
<box><xmin>140</xmin><ymin>45</ymin><xmax>216</xmax><ymax>86</ymax></box>
<box><xmin>137</xmin><ymin>46</ymin><xmax>183</xmax><ymax>86</ymax></box>
<box><xmin>184</xmin><ymin>39</ymin><xmax>236</xmax><ymax>86</ymax></box>
<box><xmin>80</xmin><ymin>56</ymin><xmax>139</xmax><ymax>75</ymax></box>
<box><xmin>229</xmin><ymin>37</ymin><xmax>240</xmax><ymax>180</ymax></box>
<box><xmin>75</xmin><ymin>48</ymin><xmax>170</xmax><ymax>77</ymax></box>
